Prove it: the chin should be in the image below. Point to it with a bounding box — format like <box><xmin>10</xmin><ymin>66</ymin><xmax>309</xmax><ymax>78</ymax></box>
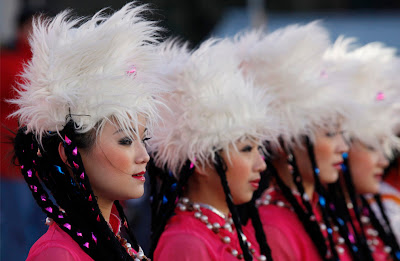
<box><xmin>233</xmin><ymin>195</ymin><xmax>252</xmax><ymax>205</ymax></box>
<box><xmin>321</xmin><ymin>171</ymin><xmax>339</xmax><ymax>184</ymax></box>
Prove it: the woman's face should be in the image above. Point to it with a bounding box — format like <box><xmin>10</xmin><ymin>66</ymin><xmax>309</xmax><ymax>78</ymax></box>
<box><xmin>348</xmin><ymin>140</ymin><xmax>389</xmax><ymax>194</ymax></box>
<box><xmin>79</xmin><ymin>117</ymin><xmax>150</xmax><ymax>203</ymax></box>
<box><xmin>294</xmin><ymin>128</ymin><xmax>349</xmax><ymax>185</ymax></box>
<box><xmin>221</xmin><ymin>139</ymin><xmax>267</xmax><ymax>205</ymax></box>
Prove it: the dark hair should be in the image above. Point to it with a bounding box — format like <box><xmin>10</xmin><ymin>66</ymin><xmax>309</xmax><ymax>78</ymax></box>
<box><xmin>150</xmin><ymin>152</ymin><xmax>270</xmax><ymax>261</ymax></box>
<box><xmin>149</xmin><ymin>159</ymin><xmax>194</xmax><ymax>258</ymax></box>
<box><xmin>337</xmin><ymin>154</ymin><xmax>400</xmax><ymax>260</ymax></box>
<box><xmin>14</xmin><ymin>120</ymin><xmax>140</xmax><ymax>260</ymax></box>
<box><xmin>259</xmin><ymin>136</ymin><xmax>368</xmax><ymax>260</ymax></box>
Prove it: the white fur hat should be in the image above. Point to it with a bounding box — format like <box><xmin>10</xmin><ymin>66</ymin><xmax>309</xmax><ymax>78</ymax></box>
<box><xmin>323</xmin><ymin>37</ymin><xmax>400</xmax><ymax>156</ymax></box>
<box><xmin>234</xmin><ymin>21</ymin><xmax>346</xmax><ymax>147</ymax></box>
<box><xmin>149</xmin><ymin>39</ymin><xmax>279</xmax><ymax>176</ymax></box>
<box><xmin>9</xmin><ymin>2</ymin><xmax>166</xmax><ymax>143</ymax></box>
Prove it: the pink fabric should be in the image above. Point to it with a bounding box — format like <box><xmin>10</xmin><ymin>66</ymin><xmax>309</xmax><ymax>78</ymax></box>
<box><xmin>26</xmin><ymin>222</ymin><xmax>93</xmax><ymax>261</ymax></box>
<box><xmin>252</xmin><ymin>188</ymin><xmax>353</xmax><ymax>261</ymax></box>
<box><xmin>154</xmin><ymin>206</ymin><xmax>261</xmax><ymax>261</ymax></box>
<box><xmin>26</xmin><ymin>214</ymin><xmax>121</xmax><ymax>261</ymax></box>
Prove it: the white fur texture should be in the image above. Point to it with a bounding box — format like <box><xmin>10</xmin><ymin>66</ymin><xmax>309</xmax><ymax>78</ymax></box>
<box><xmin>149</xmin><ymin>39</ymin><xmax>279</xmax><ymax>176</ymax></box>
<box><xmin>234</xmin><ymin>21</ymin><xmax>346</xmax><ymax>147</ymax></box>
<box><xmin>9</xmin><ymin>3</ymin><xmax>166</xmax><ymax>143</ymax></box>
<box><xmin>323</xmin><ymin>37</ymin><xmax>400</xmax><ymax>156</ymax></box>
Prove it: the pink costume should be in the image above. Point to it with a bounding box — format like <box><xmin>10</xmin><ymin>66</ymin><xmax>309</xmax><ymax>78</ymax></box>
<box><xmin>26</xmin><ymin>213</ymin><xmax>132</xmax><ymax>261</ymax></box>
<box><xmin>348</xmin><ymin>204</ymin><xmax>392</xmax><ymax>260</ymax></box>
<box><xmin>154</xmin><ymin>205</ymin><xmax>262</xmax><ymax>260</ymax></box>
<box><xmin>252</xmin><ymin>188</ymin><xmax>353</xmax><ymax>261</ymax></box>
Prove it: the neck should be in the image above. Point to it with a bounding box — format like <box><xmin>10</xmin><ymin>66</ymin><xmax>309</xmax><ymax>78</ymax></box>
<box><xmin>273</xmin><ymin>158</ymin><xmax>315</xmax><ymax>200</ymax></box>
<box><xmin>96</xmin><ymin>195</ymin><xmax>114</xmax><ymax>223</ymax></box>
<box><xmin>185</xmin><ymin>173</ymin><xmax>230</xmax><ymax>217</ymax></box>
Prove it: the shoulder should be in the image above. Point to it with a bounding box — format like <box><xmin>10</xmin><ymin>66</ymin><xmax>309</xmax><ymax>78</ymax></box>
<box><xmin>154</xmin><ymin>214</ymin><xmax>218</xmax><ymax>261</ymax></box>
<box><xmin>27</xmin><ymin>223</ymin><xmax>93</xmax><ymax>261</ymax></box>
<box><xmin>154</xmin><ymin>233</ymin><xmax>214</xmax><ymax>261</ymax></box>
<box><xmin>27</xmin><ymin>247</ymin><xmax>77</xmax><ymax>261</ymax></box>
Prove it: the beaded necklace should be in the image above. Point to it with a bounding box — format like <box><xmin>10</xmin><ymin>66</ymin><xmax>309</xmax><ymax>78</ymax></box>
<box><xmin>177</xmin><ymin>197</ymin><xmax>267</xmax><ymax>260</ymax></box>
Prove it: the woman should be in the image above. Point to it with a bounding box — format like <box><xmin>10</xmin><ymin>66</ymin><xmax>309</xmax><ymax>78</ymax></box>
<box><xmin>10</xmin><ymin>3</ymin><xmax>165</xmax><ymax>260</ymax></box>
<box><xmin>235</xmin><ymin>22</ymin><xmax>357</xmax><ymax>260</ymax></box>
<box><xmin>149</xmin><ymin>39</ymin><xmax>278</xmax><ymax>260</ymax></box>
<box><xmin>324</xmin><ymin>38</ymin><xmax>400</xmax><ymax>260</ymax></box>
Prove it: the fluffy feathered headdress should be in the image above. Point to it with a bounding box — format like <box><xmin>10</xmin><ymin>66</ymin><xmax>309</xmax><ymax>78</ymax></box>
<box><xmin>323</xmin><ymin>37</ymin><xmax>400</xmax><ymax>156</ymax></box>
<box><xmin>234</xmin><ymin>21</ymin><xmax>347</xmax><ymax>147</ymax></box>
<box><xmin>9</xmin><ymin>2</ymin><xmax>165</xmax><ymax>143</ymax></box>
<box><xmin>149</xmin><ymin>39</ymin><xmax>279</xmax><ymax>176</ymax></box>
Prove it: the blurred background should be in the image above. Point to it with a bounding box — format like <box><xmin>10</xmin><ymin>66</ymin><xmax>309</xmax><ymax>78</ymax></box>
<box><xmin>1</xmin><ymin>0</ymin><xmax>399</xmax><ymax>260</ymax></box>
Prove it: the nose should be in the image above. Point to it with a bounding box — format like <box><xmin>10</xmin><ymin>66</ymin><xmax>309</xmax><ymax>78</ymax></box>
<box><xmin>135</xmin><ymin>141</ymin><xmax>150</xmax><ymax>164</ymax></box>
<box><xmin>337</xmin><ymin>134</ymin><xmax>349</xmax><ymax>154</ymax></box>
<box><xmin>255</xmin><ymin>151</ymin><xmax>267</xmax><ymax>173</ymax></box>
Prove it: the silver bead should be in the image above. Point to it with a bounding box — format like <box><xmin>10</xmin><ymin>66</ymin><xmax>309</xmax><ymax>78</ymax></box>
<box><xmin>258</xmin><ymin>255</ymin><xmax>267</xmax><ymax>261</ymax></box>
<box><xmin>333</xmin><ymin>226</ymin><xmax>339</xmax><ymax>232</ymax></box>
<box><xmin>126</xmin><ymin>243</ymin><xmax>132</xmax><ymax>248</ymax></box>
<box><xmin>337</xmin><ymin>237</ymin><xmax>345</xmax><ymax>244</ymax></box>
<box><xmin>384</xmin><ymin>246</ymin><xmax>392</xmax><ymax>253</ymax></box>
<box><xmin>277</xmin><ymin>201</ymin><xmax>284</xmax><ymax>207</ymax></box>
<box><xmin>223</xmin><ymin>223</ymin><xmax>232</xmax><ymax>232</ymax></box>
<box><xmin>193</xmin><ymin>203</ymin><xmax>200</xmax><ymax>210</ymax></box>
<box><xmin>320</xmin><ymin>224</ymin><xmax>327</xmax><ymax>230</ymax></box>
<box><xmin>222</xmin><ymin>236</ymin><xmax>231</xmax><ymax>244</ymax></box>
<box><xmin>206</xmin><ymin>223</ymin><xmax>213</xmax><ymax>230</ymax></box>
<box><xmin>200</xmin><ymin>215</ymin><xmax>208</xmax><ymax>223</ymax></box>
<box><xmin>247</xmin><ymin>241</ymin><xmax>251</xmax><ymax>247</ymax></box>
<box><xmin>265</xmin><ymin>195</ymin><xmax>271</xmax><ymax>201</ymax></box>
<box><xmin>263</xmin><ymin>200</ymin><xmax>270</xmax><ymax>205</ymax></box>
<box><xmin>213</xmin><ymin>222</ymin><xmax>221</xmax><ymax>229</ymax></box>
<box><xmin>241</xmin><ymin>234</ymin><xmax>247</xmax><ymax>242</ymax></box>
<box><xmin>361</xmin><ymin>216</ymin><xmax>370</xmax><ymax>224</ymax></box>
<box><xmin>179</xmin><ymin>205</ymin><xmax>187</xmax><ymax>211</ymax></box>
<box><xmin>194</xmin><ymin>212</ymin><xmax>201</xmax><ymax>219</ymax></box>
<box><xmin>182</xmin><ymin>197</ymin><xmax>189</xmax><ymax>204</ymax></box>
<box><xmin>367</xmin><ymin>239</ymin><xmax>372</xmax><ymax>245</ymax></box>
<box><xmin>372</xmin><ymin>239</ymin><xmax>379</xmax><ymax>246</ymax></box>
<box><xmin>231</xmin><ymin>249</ymin><xmax>238</xmax><ymax>257</ymax></box>
<box><xmin>347</xmin><ymin>202</ymin><xmax>354</xmax><ymax>209</ymax></box>
<box><xmin>337</xmin><ymin>246</ymin><xmax>345</xmax><ymax>254</ymax></box>
<box><xmin>303</xmin><ymin>194</ymin><xmax>309</xmax><ymax>201</ymax></box>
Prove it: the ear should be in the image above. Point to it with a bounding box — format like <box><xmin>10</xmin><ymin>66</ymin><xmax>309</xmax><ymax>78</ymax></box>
<box><xmin>194</xmin><ymin>161</ymin><xmax>215</xmax><ymax>178</ymax></box>
<box><xmin>58</xmin><ymin>142</ymin><xmax>69</xmax><ymax>167</ymax></box>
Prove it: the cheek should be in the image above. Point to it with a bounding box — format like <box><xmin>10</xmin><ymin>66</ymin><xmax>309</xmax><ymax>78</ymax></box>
<box><xmin>349</xmin><ymin>148</ymin><xmax>373</xmax><ymax>177</ymax></box>
<box><xmin>315</xmin><ymin>142</ymin><xmax>334</xmax><ymax>167</ymax></box>
<box><xmin>102</xmin><ymin>147</ymin><xmax>132</xmax><ymax>172</ymax></box>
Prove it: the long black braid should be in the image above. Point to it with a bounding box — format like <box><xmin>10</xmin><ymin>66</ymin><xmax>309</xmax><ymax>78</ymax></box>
<box><xmin>360</xmin><ymin>196</ymin><xmax>400</xmax><ymax>260</ymax></box>
<box><xmin>267</xmin><ymin>156</ymin><xmax>329</xmax><ymax>259</ymax></box>
<box><xmin>305</xmin><ymin>137</ymin><xmax>340</xmax><ymax>260</ymax></box>
<box><xmin>373</xmin><ymin>194</ymin><xmax>400</xmax><ymax>246</ymax></box>
<box><xmin>214</xmin><ymin>152</ymin><xmax>253</xmax><ymax>261</ymax></box>
<box><xmin>14</xmin><ymin>120</ymin><xmax>140</xmax><ymax>260</ymax></box>
<box><xmin>149</xmin><ymin>159</ymin><xmax>194</xmax><ymax>257</ymax></box>
<box><xmin>330</xmin><ymin>155</ymin><xmax>374</xmax><ymax>260</ymax></box>
<box><xmin>326</xmin><ymin>180</ymin><xmax>367</xmax><ymax>261</ymax></box>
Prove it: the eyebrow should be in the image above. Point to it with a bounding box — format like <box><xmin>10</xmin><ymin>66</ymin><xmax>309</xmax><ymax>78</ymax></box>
<box><xmin>113</xmin><ymin>128</ymin><xmax>148</xmax><ymax>136</ymax></box>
